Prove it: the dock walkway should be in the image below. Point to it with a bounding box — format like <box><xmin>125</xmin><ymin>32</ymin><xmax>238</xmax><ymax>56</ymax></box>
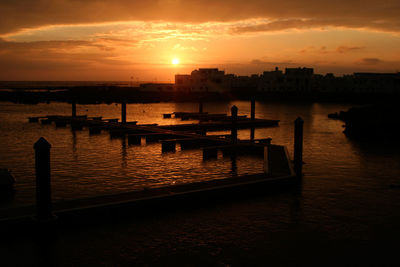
<box><xmin>0</xmin><ymin>145</ymin><xmax>295</xmax><ymax>225</ymax></box>
<box><xmin>1</xmin><ymin>109</ymin><xmax>300</xmax><ymax>226</ymax></box>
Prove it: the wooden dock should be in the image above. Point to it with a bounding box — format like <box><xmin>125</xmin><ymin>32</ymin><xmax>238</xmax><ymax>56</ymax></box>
<box><xmin>0</xmin><ymin>149</ymin><xmax>296</xmax><ymax>226</ymax></box>
<box><xmin>0</xmin><ymin>105</ymin><xmax>303</xmax><ymax>227</ymax></box>
<box><xmin>29</xmin><ymin>112</ymin><xmax>279</xmax><ymax>148</ymax></box>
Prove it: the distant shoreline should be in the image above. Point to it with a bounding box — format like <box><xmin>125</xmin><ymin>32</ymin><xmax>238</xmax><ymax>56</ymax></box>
<box><xmin>1</xmin><ymin>86</ymin><xmax>399</xmax><ymax>104</ymax></box>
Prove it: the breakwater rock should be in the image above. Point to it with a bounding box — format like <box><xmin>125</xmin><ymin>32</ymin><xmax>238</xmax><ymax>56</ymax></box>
<box><xmin>331</xmin><ymin>105</ymin><xmax>400</xmax><ymax>138</ymax></box>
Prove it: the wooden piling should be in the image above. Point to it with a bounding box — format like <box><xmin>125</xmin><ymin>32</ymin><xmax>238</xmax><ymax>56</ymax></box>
<box><xmin>199</xmin><ymin>100</ymin><xmax>203</xmax><ymax>114</ymax></box>
<box><xmin>71</xmin><ymin>122</ymin><xmax>83</xmax><ymax>131</ymax></box>
<box><xmin>145</xmin><ymin>134</ymin><xmax>161</xmax><ymax>143</ymax></box>
<box><xmin>110</xmin><ymin>131</ymin><xmax>126</xmax><ymax>139</ymax></box>
<box><xmin>162</xmin><ymin>140</ymin><xmax>176</xmax><ymax>152</ymax></box>
<box><xmin>72</xmin><ymin>101</ymin><xmax>76</xmax><ymax>117</ymax></box>
<box><xmin>55</xmin><ymin>120</ymin><xmax>67</xmax><ymax>128</ymax></box>
<box><xmin>121</xmin><ymin>102</ymin><xmax>127</xmax><ymax>124</ymax></box>
<box><xmin>203</xmin><ymin>147</ymin><xmax>218</xmax><ymax>160</ymax></box>
<box><xmin>89</xmin><ymin>127</ymin><xmax>102</xmax><ymax>135</ymax></box>
<box><xmin>263</xmin><ymin>145</ymin><xmax>270</xmax><ymax>175</ymax></box>
<box><xmin>29</xmin><ymin>117</ymin><xmax>39</xmax><ymax>123</ymax></box>
<box><xmin>128</xmin><ymin>134</ymin><xmax>142</xmax><ymax>145</ymax></box>
<box><xmin>41</xmin><ymin>119</ymin><xmax>51</xmax><ymax>125</ymax></box>
<box><xmin>258</xmin><ymin>138</ymin><xmax>272</xmax><ymax>145</ymax></box>
<box><xmin>251</xmin><ymin>98</ymin><xmax>255</xmax><ymax>120</ymax></box>
<box><xmin>34</xmin><ymin>137</ymin><xmax>56</xmax><ymax>222</ymax></box>
<box><xmin>294</xmin><ymin>117</ymin><xmax>304</xmax><ymax>177</ymax></box>
<box><xmin>105</xmin><ymin>118</ymin><xmax>119</xmax><ymax>123</ymax></box>
<box><xmin>231</xmin><ymin>105</ymin><xmax>238</xmax><ymax>143</ymax></box>
<box><xmin>195</xmin><ymin>130</ymin><xmax>207</xmax><ymax>136</ymax></box>
<box><xmin>90</xmin><ymin>116</ymin><xmax>102</xmax><ymax>121</ymax></box>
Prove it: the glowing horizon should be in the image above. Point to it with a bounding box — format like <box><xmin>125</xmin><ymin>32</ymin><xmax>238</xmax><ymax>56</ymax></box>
<box><xmin>0</xmin><ymin>1</ymin><xmax>399</xmax><ymax>81</ymax></box>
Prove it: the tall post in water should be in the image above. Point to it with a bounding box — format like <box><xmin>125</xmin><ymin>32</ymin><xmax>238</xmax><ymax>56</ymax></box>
<box><xmin>72</xmin><ymin>101</ymin><xmax>76</xmax><ymax>117</ymax></box>
<box><xmin>121</xmin><ymin>102</ymin><xmax>127</xmax><ymax>124</ymax></box>
<box><xmin>263</xmin><ymin>145</ymin><xmax>270</xmax><ymax>175</ymax></box>
<box><xmin>251</xmin><ymin>98</ymin><xmax>255</xmax><ymax>120</ymax></box>
<box><xmin>250</xmin><ymin>98</ymin><xmax>255</xmax><ymax>140</ymax></box>
<box><xmin>294</xmin><ymin>117</ymin><xmax>304</xmax><ymax>177</ymax></box>
<box><xmin>34</xmin><ymin>137</ymin><xmax>55</xmax><ymax>221</ymax></box>
<box><xmin>199</xmin><ymin>98</ymin><xmax>203</xmax><ymax>114</ymax></box>
<box><xmin>231</xmin><ymin>105</ymin><xmax>238</xmax><ymax>143</ymax></box>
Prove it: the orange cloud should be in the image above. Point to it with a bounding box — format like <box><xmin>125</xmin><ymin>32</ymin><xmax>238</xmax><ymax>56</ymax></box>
<box><xmin>357</xmin><ymin>58</ymin><xmax>383</xmax><ymax>65</ymax></box>
<box><xmin>1</xmin><ymin>0</ymin><xmax>400</xmax><ymax>35</ymax></box>
<box><xmin>336</xmin><ymin>46</ymin><xmax>364</xmax><ymax>53</ymax></box>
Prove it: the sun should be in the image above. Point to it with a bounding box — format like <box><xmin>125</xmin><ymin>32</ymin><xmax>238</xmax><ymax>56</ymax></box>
<box><xmin>172</xmin><ymin>58</ymin><xmax>180</xmax><ymax>65</ymax></box>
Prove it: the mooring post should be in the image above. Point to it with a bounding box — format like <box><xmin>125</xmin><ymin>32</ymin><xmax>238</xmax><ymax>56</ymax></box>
<box><xmin>199</xmin><ymin>99</ymin><xmax>203</xmax><ymax>114</ymax></box>
<box><xmin>231</xmin><ymin>105</ymin><xmax>238</xmax><ymax>143</ymax></box>
<box><xmin>294</xmin><ymin>117</ymin><xmax>304</xmax><ymax>177</ymax></box>
<box><xmin>72</xmin><ymin>101</ymin><xmax>76</xmax><ymax>117</ymax></box>
<box><xmin>34</xmin><ymin>137</ymin><xmax>55</xmax><ymax>221</ymax></box>
<box><xmin>162</xmin><ymin>140</ymin><xmax>176</xmax><ymax>153</ymax></box>
<box><xmin>250</xmin><ymin>98</ymin><xmax>255</xmax><ymax>140</ymax></box>
<box><xmin>203</xmin><ymin>147</ymin><xmax>218</xmax><ymax>160</ymax></box>
<box><xmin>231</xmin><ymin>155</ymin><xmax>237</xmax><ymax>176</ymax></box>
<box><xmin>251</xmin><ymin>98</ymin><xmax>255</xmax><ymax>120</ymax></box>
<box><xmin>121</xmin><ymin>102</ymin><xmax>127</xmax><ymax>124</ymax></box>
<box><xmin>263</xmin><ymin>145</ymin><xmax>270</xmax><ymax>175</ymax></box>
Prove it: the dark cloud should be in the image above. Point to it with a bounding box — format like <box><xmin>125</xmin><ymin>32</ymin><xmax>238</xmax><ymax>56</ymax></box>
<box><xmin>358</xmin><ymin>58</ymin><xmax>383</xmax><ymax>65</ymax></box>
<box><xmin>0</xmin><ymin>1</ymin><xmax>399</xmax><ymax>34</ymax></box>
<box><xmin>336</xmin><ymin>46</ymin><xmax>364</xmax><ymax>53</ymax></box>
<box><xmin>0</xmin><ymin>39</ymin><xmax>97</xmax><ymax>50</ymax></box>
<box><xmin>230</xmin><ymin>18</ymin><xmax>400</xmax><ymax>34</ymax></box>
<box><xmin>0</xmin><ymin>38</ymin><xmax>132</xmax><ymax>79</ymax></box>
<box><xmin>251</xmin><ymin>59</ymin><xmax>295</xmax><ymax>65</ymax></box>
<box><xmin>231</xmin><ymin>19</ymin><xmax>327</xmax><ymax>33</ymax></box>
<box><xmin>299</xmin><ymin>46</ymin><xmax>330</xmax><ymax>54</ymax></box>
<box><xmin>0</xmin><ymin>38</ymin><xmax>141</xmax><ymax>54</ymax></box>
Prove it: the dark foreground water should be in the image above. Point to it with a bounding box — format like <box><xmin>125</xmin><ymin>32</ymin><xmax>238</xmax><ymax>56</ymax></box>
<box><xmin>1</xmin><ymin>101</ymin><xmax>400</xmax><ymax>266</ymax></box>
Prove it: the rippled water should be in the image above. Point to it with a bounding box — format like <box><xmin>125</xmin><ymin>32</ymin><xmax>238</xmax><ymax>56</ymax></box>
<box><xmin>1</xmin><ymin>101</ymin><xmax>400</xmax><ymax>216</ymax></box>
<box><xmin>3</xmin><ymin>100</ymin><xmax>400</xmax><ymax>265</ymax></box>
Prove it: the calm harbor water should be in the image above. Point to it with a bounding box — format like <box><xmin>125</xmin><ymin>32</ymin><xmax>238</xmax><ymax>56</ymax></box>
<box><xmin>1</xmin><ymin>101</ymin><xmax>400</xmax><ymax>208</ymax></box>
<box><xmin>2</xmin><ymin>100</ymin><xmax>400</xmax><ymax>265</ymax></box>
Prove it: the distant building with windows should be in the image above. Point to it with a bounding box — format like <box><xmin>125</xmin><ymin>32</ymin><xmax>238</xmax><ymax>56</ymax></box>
<box><xmin>139</xmin><ymin>83</ymin><xmax>174</xmax><ymax>92</ymax></box>
<box><xmin>174</xmin><ymin>74</ymin><xmax>192</xmax><ymax>92</ymax></box>
<box><xmin>284</xmin><ymin>67</ymin><xmax>314</xmax><ymax>92</ymax></box>
<box><xmin>352</xmin><ymin>73</ymin><xmax>400</xmax><ymax>93</ymax></box>
<box><xmin>232</xmin><ymin>75</ymin><xmax>259</xmax><ymax>91</ymax></box>
<box><xmin>311</xmin><ymin>72</ymin><xmax>400</xmax><ymax>94</ymax></box>
<box><xmin>140</xmin><ymin>67</ymin><xmax>400</xmax><ymax>95</ymax></box>
<box><xmin>175</xmin><ymin>68</ymin><xmax>232</xmax><ymax>93</ymax></box>
<box><xmin>257</xmin><ymin>67</ymin><xmax>313</xmax><ymax>92</ymax></box>
<box><xmin>258</xmin><ymin>67</ymin><xmax>284</xmax><ymax>92</ymax></box>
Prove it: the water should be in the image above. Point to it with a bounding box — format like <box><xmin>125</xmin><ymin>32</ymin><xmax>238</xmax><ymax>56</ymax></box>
<box><xmin>0</xmin><ymin>101</ymin><xmax>266</xmax><ymax>206</ymax></box>
<box><xmin>1</xmin><ymin>101</ymin><xmax>400</xmax><ymax>208</ymax></box>
<box><xmin>0</xmin><ymin>81</ymin><xmax>136</xmax><ymax>90</ymax></box>
<box><xmin>2</xmin><ymin>100</ymin><xmax>400</xmax><ymax>265</ymax></box>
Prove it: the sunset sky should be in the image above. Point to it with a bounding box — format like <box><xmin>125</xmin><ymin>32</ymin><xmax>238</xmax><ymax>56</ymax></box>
<box><xmin>0</xmin><ymin>0</ymin><xmax>400</xmax><ymax>81</ymax></box>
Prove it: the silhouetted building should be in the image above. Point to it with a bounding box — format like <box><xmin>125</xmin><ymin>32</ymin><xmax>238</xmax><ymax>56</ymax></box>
<box><xmin>145</xmin><ymin>67</ymin><xmax>400</xmax><ymax>95</ymax></box>
<box><xmin>352</xmin><ymin>73</ymin><xmax>400</xmax><ymax>93</ymax></box>
<box><xmin>232</xmin><ymin>75</ymin><xmax>259</xmax><ymax>91</ymax></box>
<box><xmin>284</xmin><ymin>67</ymin><xmax>314</xmax><ymax>92</ymax></box>
<box><xmin>175</xmin><ymin>74</ymin><xmax>192</xmax><ymax>92</ymax></box>
<box><xmin>139</xmin><ymin>83</ymin><xmax>174</xmax><ymax>92</ymax></box>
<box><xmin>174</xmin><ymin>68</ymin><xmax>233</xmax><ymax>92</ymax></box>
<box><xmin>312</xmin><ymin>72</ymin><xmax>400</xmax><ymax>94</ymax></box>
<box><xmin>258</xmin><ymin>67</ymin><xmax>284</xmax><ymax>92</ymax></box>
